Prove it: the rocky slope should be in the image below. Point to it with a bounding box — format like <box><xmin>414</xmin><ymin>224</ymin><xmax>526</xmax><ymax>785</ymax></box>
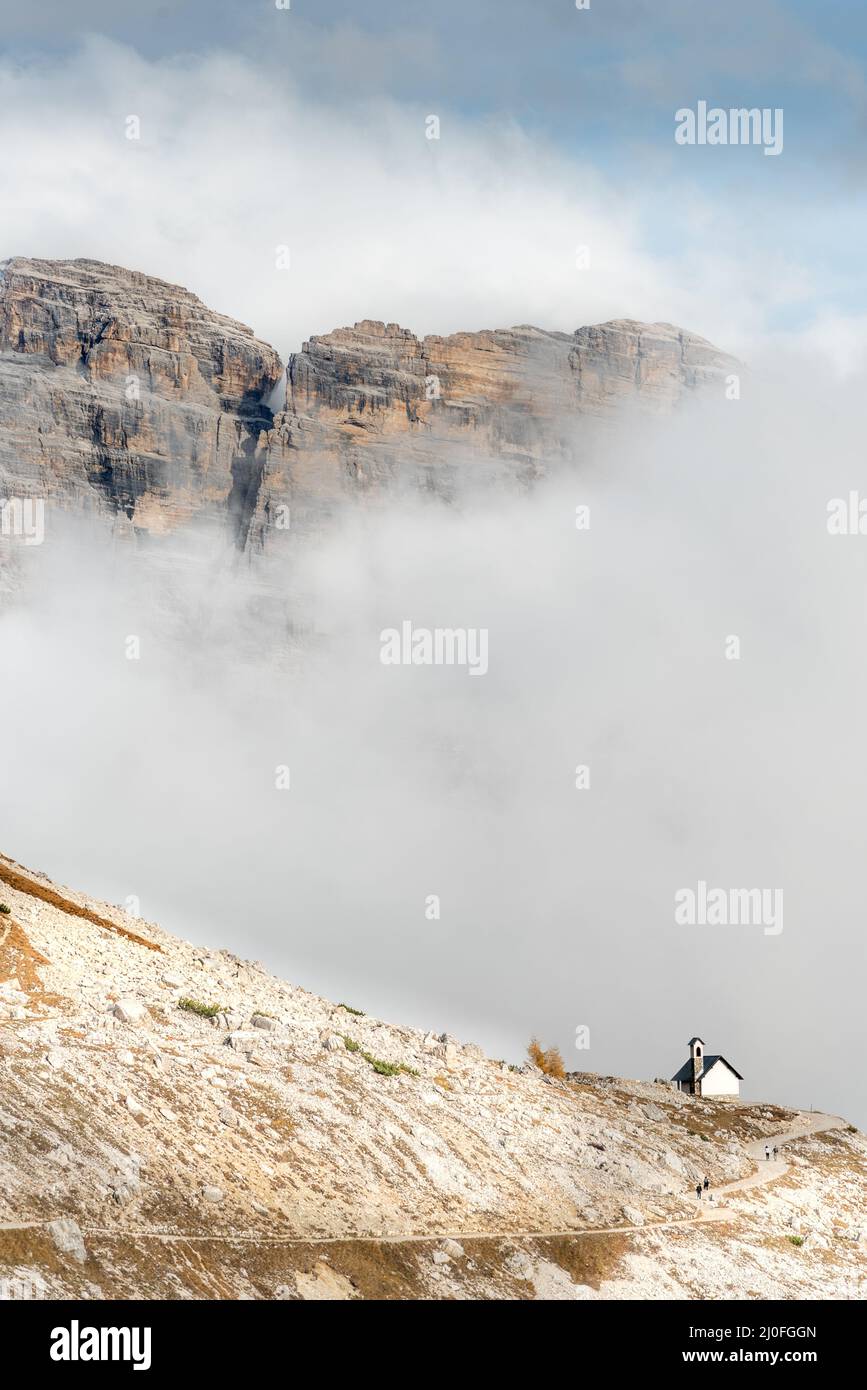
<box><xmin>0</xmin><ymin>852</ymin><xmax>862</xmax><ymax>1301</ymax></box>
<box><xmin>0</xmin><ymin>259</ymin><xmax>737</xmax><ymax>552</ymax></box>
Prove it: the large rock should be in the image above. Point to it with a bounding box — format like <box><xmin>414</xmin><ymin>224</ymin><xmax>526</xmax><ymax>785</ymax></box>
<box><xmin>47</xmin><ymin>1217</ymin><xmax>87</xmax><ymax>1264</ymax></box>
<box><xmin>113</xmin><ymin>998</ymin><xmax>148</xmax><ymax>1026</ymax></box>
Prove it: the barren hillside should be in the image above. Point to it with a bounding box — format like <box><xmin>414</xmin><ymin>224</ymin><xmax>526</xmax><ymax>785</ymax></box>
<box><xmin>0</xmin><ymin>851</ymin><xmax>863</xmax><ymax>1300</ymax></box>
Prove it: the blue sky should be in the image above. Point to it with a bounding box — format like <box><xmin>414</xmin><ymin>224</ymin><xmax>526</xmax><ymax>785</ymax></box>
<box><xmin>1</xmin><ymin>0</ymin><xmax>865</xmax><ymax>356</ymax></box>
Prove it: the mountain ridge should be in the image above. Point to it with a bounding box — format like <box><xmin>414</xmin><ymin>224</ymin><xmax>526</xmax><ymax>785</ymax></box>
<box><xmin>0</xmin><ymin>258</ymin><xmax>738</xmax><ymax>552</ymax></box>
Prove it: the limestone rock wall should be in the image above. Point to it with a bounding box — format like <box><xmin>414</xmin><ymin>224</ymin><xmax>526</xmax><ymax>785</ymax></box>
<box><xmin>0</xmin><ymin>259</ymin><xmax>736</xmax><ymax>551</ymax></box>
<box><xmin>0</xmin><ymin>258</ymin><xmax>282</xmax><ymax>542</ymax></box>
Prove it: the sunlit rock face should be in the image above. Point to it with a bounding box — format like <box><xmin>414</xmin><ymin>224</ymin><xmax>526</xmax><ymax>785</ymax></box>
<box><xmin>252</xmin><ymin>316</ymin><xmax>736</xmax><ymax>544</ymax></box>
<box><xmin>0</xmin><ymin>258</ymin><xmax>282</xmax><ymax>544</ymax></box>
<box><xmin>0</xmin><ymin>259</ymin><xmax>736</xmax><ymax>550</ymax></box>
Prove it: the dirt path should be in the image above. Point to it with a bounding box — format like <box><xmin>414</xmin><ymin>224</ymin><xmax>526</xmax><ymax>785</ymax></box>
<box><xmin>686</xmin><ymin>1109</ymin><xmax>844</xmax><ymax>1224</ymax></box>
<box><xmin>0</xmin><ymin>1110</ymin><xmax>845</xmax><ymax>1247</ymax></box>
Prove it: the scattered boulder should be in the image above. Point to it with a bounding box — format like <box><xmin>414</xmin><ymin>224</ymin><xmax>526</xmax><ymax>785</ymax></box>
<box><xmin>621</xmin><ymin>1205</ymin><xmax>645</xmax><ymax>1227</ymax></box>
<box><xmin>642</xmin><ymin>1103</ymin><xmax>666</xmax><ymax>1122</ymax></box>
<box><xmin>48</xmin><ymin>1218</ymin><xmax>87</xmax><ymax>1264</ymax></box>
<box><xmin>209</xmin><ymin>1010</ymin><xmax>244</xmax><ymax>1031</ymax></box>
<box><xmin>113</xmin><ymin>999</ymin><xmax>148</xmax><ymax>1026</ymax></box>
<box><xmin>110</xmin><ymin>1171</ymin><xmax>140</xmax><ymax>1206</ymax></box>
<box><xmin>202</xmin><ymin>1186</ymin><xmax>224</xmax><ymax>1203</ymax></box>
<box><xmin>251</xmin><ymin>1013</ymin><xmax>277</xmax><ymax>1031</ymax></box>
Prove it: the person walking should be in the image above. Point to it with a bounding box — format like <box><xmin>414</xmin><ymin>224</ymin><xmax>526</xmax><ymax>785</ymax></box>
<box><xmin>695</xmin><ymin>1183</ymin><xmax>702</xmax><ymax>1201</ymax></box>
<box><xmin>773</xmin><ymin>1146</ymin><xmax>779</xmax><ymax>1159</ymax></box>
<box><xmin>703</xmin><ymin>1176</ymin><xmax>709</xmax><ymax>1191</ymax></box>
<box><xmin>765</xmin><ymin>1144</ymin><xmax>771</xmax><ymax>1161</ymax></box>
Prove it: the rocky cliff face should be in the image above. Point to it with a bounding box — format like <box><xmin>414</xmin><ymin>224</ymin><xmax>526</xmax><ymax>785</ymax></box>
<box><xmin>0</xmin><ymin>259</ymin><xmax>737</xmax><ymax>551</ymax></box>
<box><xmin>254</xmin><ymin>317</ymin><xmax>735</xmax><ymax>543</ymax></box>
<box><xmin>0</xmin><ymin>258</ymin><xmax>281</xmax><ymax>545</ymax></box>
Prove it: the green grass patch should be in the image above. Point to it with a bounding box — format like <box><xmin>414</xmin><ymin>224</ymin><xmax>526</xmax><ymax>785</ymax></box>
<box><xmin>338</xmin><ymin>1003</ymin><xmax>365</xmax><ymax>1016</ymax></box>
<box><xmin>341</xmin><ymin>1036</ymin><xmax>417</xmax><ymax>1076</ymax></box>
<box><xmin>362</xmin><ymin>1052</ymin><xmax>419</xmax><ymax>1077</ymax></box>
<box><xmin>788</xmin><ymin>1235</ymin><xmax>805</xmax><ymax>1247</ymax></box>
<box><xmin>0</xmin><ymin>904</ymin><xmax>11</xmax><ymax>915</ymax></box>
<box><xmin>178</xmin><ymin>997</ymin><xmax>224</xmax><ymax>1018</ymax></box>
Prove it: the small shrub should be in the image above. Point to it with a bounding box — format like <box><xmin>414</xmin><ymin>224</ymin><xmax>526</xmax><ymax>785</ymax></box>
<box><xmin>847</xmin><ymin>1125</ymin><xmax>858</xmax><ymax>1134</ymax></box>
<box><xmin>788</xmin><ymin>1235</ymin><xmax>805</xmax><ymax>1247</ymax></box>
<box><xmin>0</xmin><ymin>904</ymin><xmax>11</xmax><ymax>915</ymax></box>
<box><xmin>344</xmin><ymin>1041</ymin><xmax>418</xmax><ymax>1077</ymax></box>
<box><xmin>527</xmin><ymin>1037</ymin><xmax>566</xmax><ymax>1079</ymax></box>
<box><xmin>364</xmin><ymin>1054</ymin><xmax>404</xmax><ymax>1077</ymax></box>
<box><xmin>178</xmin><ymin>997</ymin><xmax>223</xmax><ymax>1018</ymax></box>
<box><xmin>365</xmin><ymin>1052</ymin><xmax>419</xmax><ymax>1077</ymax></box>
<box><xmin>700</xmin><ymin>1133</ymin><xmax>710</xmax><ymax>1142</ymax></box>
<box><xmin>338</xmin><ymin>1003</ymin><xmax>365</xmax><ymax>1016</ymax></box>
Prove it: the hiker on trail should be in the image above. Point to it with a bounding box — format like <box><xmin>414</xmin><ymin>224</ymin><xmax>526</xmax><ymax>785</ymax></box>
<box><xmin>773</xmin><ymin>1146</ymin><xmax>779</xmax><ymax>1159</ymax></box>
<box><xmin>703</xmin><ymin>1176</ymin><xmax>709</xmax><ymax>1191</ymax></box>
<box><xmin>765</xmin><ymin>1144</ymin><xmax>771</xmax><ymax>1160</ymax></box>
<box><xmin>695</xmin><ymin>1183</ymin><xmax>702</xmax><ymax>1201</ymax></box>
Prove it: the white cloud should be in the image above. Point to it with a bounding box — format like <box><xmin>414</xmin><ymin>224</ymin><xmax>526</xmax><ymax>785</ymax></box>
<box><xmin>0</xmin><ymin>37</ymin><xmax>859</xmax><ymax>366</ymax></box>
<box><xmin>3</xmin><ymin>371</ymin><xmax>867</xmax><ymax>1125</ymax></box>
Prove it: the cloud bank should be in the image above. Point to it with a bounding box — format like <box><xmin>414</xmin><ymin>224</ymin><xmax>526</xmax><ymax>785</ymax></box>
<box><xmin>2</xmin><ymin>368</ymin><xmax>866</xmax><ymax>1125</ymax></box>
<box><xmin>0</xmin><ymin>36</ymin><xmax>860</xmax><ymax>368</ymax></box>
